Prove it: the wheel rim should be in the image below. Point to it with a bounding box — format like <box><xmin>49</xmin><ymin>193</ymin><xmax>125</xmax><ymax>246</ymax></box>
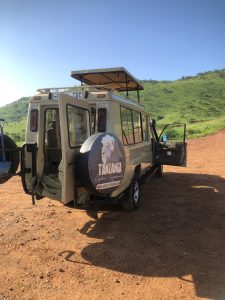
<box><xmin>133</xmin><ymin>181</ymin><xmax>139</xmax><ymax>203</ymax></box>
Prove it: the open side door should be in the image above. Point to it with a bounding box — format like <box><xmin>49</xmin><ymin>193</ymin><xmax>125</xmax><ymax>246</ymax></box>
<box><xmin>58</xmin><ymin>94</ymin><xmax>90</xmax><ymax>204</ymax></box>
<box><xmin>154</xmin><ymin>123</ymin><xmax>187</xmax><ymax>167</ymax></box>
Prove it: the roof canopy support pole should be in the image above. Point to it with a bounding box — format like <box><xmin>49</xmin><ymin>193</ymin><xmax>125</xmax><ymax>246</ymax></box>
<box><xmin>125</xmin><ymin>74</ymin><xmax>129</xmax><ymax>97</ymax></box>
<box><xmin>137</xmin><ymin>86</ymin><xmax>140</xmax><ymax>103</ymax></box>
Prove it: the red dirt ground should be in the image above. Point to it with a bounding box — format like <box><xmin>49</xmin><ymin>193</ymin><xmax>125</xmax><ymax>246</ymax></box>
<box><xmin>0</xmin><ymin>131</ymin><xmax>225</xmax><ymax>300</ymax></box>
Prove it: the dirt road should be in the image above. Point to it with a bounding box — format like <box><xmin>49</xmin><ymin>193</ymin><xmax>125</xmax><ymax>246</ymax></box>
<box><xmin>0</xmin><ymin>131</ymin><xmax>225</xmax><ymax>300</ymax></box>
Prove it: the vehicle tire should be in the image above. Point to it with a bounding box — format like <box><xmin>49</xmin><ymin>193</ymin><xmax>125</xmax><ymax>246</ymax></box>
<box><xmin>122</xmin><ymin>174</ymin><xmax>141</xmax><ymax>211</ymax></box>
<box><xmin>0</xmin><ymin>134</ymin><xmax>20</xmax><ymax>184</ymax></box>
<box><xmin>155</xmin><ymin>164</ymin><xmax>163</xmax><ymax>178</ymax></box>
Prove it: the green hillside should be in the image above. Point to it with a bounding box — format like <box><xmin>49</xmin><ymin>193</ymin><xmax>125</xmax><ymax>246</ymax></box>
<box><xmin>140</xmin><ymin>69</ymin><xmax>225</xmax><ymax>137</ymax></box>
<box><xmin>0</xmin><ymin>69</ymin><xmax>225</xmax><ymax>143</ymax></box>
<box><xmin>0</xmin><ymin>97</ymin><xmax>29</xmax><ymax>122</ymax></box>
<box><xmin>3</xmin><ymin>118</ymin><xmax>27</xmax><ymax>145</ymax></box>
<box><xmin>0</xmin><ymin>97</ymin><xmax>29</xmax><ymax>144</ymax></box>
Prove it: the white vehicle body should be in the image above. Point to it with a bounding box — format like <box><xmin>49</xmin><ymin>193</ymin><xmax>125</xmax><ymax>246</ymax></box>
<box><xmin>0</xmin><ymin>68</ymin><xmax>187</xmax><ymax>210</ymax></box>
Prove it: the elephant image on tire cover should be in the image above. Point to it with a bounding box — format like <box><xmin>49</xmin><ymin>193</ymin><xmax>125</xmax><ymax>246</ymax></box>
<box><xmin>78</xmin><ymin>133</ymin><xmax>126</xmax><ymax>195</ymax></box>
<box><xmin>101</xmin><ymin>134</ymin><xmax>124</xmax><ymax>164</ymax></box>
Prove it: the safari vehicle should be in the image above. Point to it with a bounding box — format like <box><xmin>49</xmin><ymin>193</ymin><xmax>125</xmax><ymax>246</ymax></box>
<box><xmin>0</xmin><ymin>68</ymin><xmax>187</xmax><ymax>210</ymax></box>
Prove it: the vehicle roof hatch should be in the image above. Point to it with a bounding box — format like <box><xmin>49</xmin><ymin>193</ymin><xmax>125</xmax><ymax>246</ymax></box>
<box><xmin>70</xmin><ymin>67</ymin><xmax>144</xmax><ymax>92</ymax></box>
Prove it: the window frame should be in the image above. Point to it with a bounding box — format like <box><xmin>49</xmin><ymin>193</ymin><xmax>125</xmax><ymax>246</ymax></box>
<box><xmin>120</xmin><ymin>106</ymin><xmax>135</xmax><ymax>145</ymax></box>
<box><xmin>120</xmin><ymin>105</ymin><xmax>144</xmax><ymax>146</ymax></box>
<box><xmin>66</xmin><ymin>103</ymin><xmax>90</xmax><ymax>149</ymax></box>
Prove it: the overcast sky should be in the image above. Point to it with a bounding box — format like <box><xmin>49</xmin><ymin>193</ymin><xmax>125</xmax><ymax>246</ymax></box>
<box><xmin>0</xmin><ymin>0</ymin><xmax>225</xmax><ymax>106</ymax></box>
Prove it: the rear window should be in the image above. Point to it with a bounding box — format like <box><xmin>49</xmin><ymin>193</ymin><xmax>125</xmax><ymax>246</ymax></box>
<box><xmin>67</xmin><ymin>104</ymin><xmax>89</xmax><ymax>147</ymax></box>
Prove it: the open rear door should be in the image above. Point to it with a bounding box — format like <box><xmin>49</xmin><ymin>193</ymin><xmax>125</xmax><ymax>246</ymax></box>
<box><xmin>58</xmin><ymin>94</ymin><xmax>90</xmax><ymax>204</ymax></box>
<box><xmin>154</xmin><ymin>123</ymin><xmax>187</xmax><ymax>167</ymax></box>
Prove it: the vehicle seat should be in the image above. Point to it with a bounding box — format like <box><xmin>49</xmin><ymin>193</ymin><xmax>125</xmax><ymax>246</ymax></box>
<box><xmin>45</xmin><ymin>125</ymin><xmax>62</xmax><ymax>174</ymax></box>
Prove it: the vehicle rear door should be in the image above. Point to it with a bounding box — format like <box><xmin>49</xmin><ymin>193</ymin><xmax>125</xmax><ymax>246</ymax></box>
<box><xmin>154</xmin><ymin>123</ymin><xmax>187</xmax><ymax>167</ymax></box>
<box><xmin>58</xmin><ymin>94</ymin><xmax>90</xmax><ymax>204</ymax></box>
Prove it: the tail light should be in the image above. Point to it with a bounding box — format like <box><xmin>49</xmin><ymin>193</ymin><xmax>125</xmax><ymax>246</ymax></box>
<box><xmin>30</xmin><ymin>109</ymin><xmax>38</xmax><ymax>132</ymax></box>
<box><xmin>98</xmin><ymin>108</ymin><xmax>107</xmax><ymax>132</ymax></box>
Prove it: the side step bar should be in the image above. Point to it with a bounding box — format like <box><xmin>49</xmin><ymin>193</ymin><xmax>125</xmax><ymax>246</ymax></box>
<box><xmin>141</xmin><ymin>164</ymin><xmax>159</xmax><ymax>184</ymax></box>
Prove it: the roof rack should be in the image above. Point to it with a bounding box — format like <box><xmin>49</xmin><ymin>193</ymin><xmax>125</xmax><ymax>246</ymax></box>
<box><xmin>37</xmin><ymin>87</ymin><xmax>72</xmax><ymax>93</ymax></box>
<box><xmin>36</xmin><ymin>84</ymin><xmax>115</xmax><ymax>94</ymax></box>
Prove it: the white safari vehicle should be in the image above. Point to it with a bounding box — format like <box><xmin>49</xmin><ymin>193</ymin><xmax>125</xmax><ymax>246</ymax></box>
<box><xmin>0</xmin><ymin>68</ymin><xmax>187</xmax><ymax>210</ymax></box>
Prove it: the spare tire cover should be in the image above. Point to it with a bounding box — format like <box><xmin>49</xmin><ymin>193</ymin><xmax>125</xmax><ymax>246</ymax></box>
<box><xmin>78</xmin><ymin>133</ymin><xmax>126</xmax><ymax>195</ymax></box>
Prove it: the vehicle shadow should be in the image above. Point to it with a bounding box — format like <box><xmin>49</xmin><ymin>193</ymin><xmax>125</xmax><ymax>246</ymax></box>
<box><xmin>79</xmin><ymin>172</ymin><xmax>225</xmax><ymax>299</ymax></box>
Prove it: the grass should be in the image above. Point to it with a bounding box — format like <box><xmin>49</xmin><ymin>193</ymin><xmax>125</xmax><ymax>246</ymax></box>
<box><xmin>0</xmin><ymin>97</ymin><xmax>29</xmax><ymax>122</ymax></box>
<box><xmin>0</xmin><ymin>69</ymin><xmax>225</xmax><ymax>142</ymax></box>
<box><xmin>4</xmin><ymin>118</ymin><xmax>27</xmax><ymax>145</ymax></box>
<box><xmin>140</xmin><ymin>69</ymin><xmax>225</xmax><ymax>139</ymax></box>
<box><xmin>185</xmin><ymin>116</ymin><xmax>225</xmax><ymax>138</ymax></box>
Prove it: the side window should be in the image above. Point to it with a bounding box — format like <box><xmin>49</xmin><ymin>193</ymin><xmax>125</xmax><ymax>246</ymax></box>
<box><xmin>121</xmin><ymin>107</ymin><xmax>134</xmax><ymax>145</ymax></box>
<box><xmin>67</xmin><ymin>104</ymin><xmax>89</xmax><ymax>147</ymax></box>
<box><xmin>142</xmin><ymin>114</ymin><xmax>149</xmax><ymax>141</ymax></box>
<box><xmin>133</xmin><ymin>111</ymin><xmax>143</xmax><ymax>143</ymax></box>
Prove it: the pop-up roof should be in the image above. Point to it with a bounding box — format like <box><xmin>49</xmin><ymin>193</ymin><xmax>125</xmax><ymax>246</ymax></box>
<box><xmin>70</xmin><ymin>67</ymin><xmax>144</xmax><ymax>92</ymax></box>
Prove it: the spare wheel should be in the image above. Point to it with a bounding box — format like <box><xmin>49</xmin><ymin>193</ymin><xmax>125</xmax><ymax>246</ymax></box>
<box><xmin>78</xmin><ymin>133</ymin><xmax>126</xmax><ymax>195</ymax></box>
